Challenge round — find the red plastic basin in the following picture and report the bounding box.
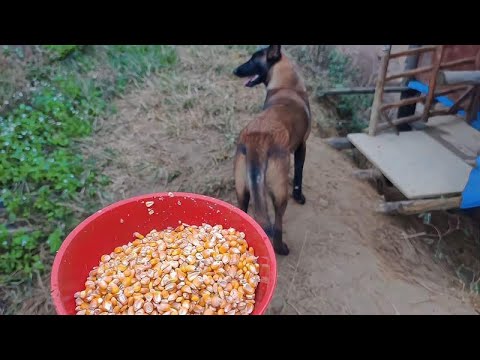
[51,192,277,315]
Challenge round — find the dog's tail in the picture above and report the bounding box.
[245,133,272,235]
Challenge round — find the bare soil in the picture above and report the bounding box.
[7,45,479,315]
[266,137,475,314]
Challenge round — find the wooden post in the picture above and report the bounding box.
[421,45,445,122]
[376,196,462,215]
[368,45,391,136]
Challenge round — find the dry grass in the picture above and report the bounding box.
[5,45,480,314]
[0,246,55,315]
[82,46,269,207]
[1,45,332,314]
[0,272,54,315]
[84,45,341,209]
[0,46,46,109]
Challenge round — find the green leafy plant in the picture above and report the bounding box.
[326,49,372,134]
[0,89,106,278]
[0,45,177,281]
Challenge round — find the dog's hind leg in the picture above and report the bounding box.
[272,195,289,255]
[293,141,306,204]
[267,155,290,256]
[234,146,250,213]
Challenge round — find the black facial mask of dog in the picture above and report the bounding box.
[233,45,282,87]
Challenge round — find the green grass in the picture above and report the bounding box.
[0,45,177,282]
[288,45,372,134]
[42,45,82,60]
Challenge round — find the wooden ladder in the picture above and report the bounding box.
[368,45,480,136]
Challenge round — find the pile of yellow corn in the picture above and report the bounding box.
[74,224,260,315]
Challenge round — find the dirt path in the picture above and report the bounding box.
[267,137,474,314]
[86,45,476,315]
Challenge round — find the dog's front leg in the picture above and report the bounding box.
[293,141,306,204]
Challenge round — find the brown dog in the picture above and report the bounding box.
[233,45,311,255]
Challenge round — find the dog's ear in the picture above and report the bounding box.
[266,45,282,62]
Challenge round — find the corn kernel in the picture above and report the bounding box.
[203,308,215,315]
[219,243,229,254]
[108,283,120,295]
[75,224,259,315]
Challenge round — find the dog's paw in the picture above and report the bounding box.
[274,242,290,256]
[293,192,306,205]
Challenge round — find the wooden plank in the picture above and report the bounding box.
[385,65,433,82]
[380,95,426,111]
[347,131,472,199]
[376,196,461,215]
[389,46,437,59]
[376,113,423,132]
[429,109,454,117]
[380,112,400,135]
[439,56,476,69]
[424,115,480,161]
[448,86,474,114]
[381,85,468,112]
[436,85,472,96]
